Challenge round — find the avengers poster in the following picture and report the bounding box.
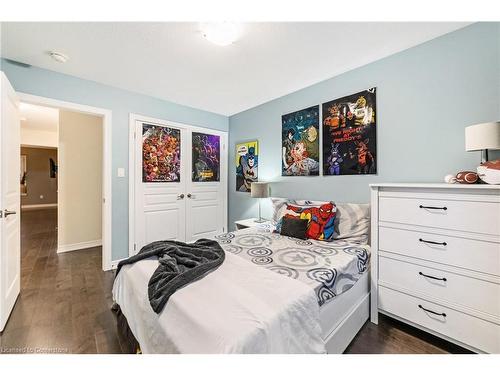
[236,140,258,192]
[322,88,377,175]
[192,132,220,182]
[142,123,181,182]
[281,105,320,176]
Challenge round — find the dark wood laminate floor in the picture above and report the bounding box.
[345,315,472,354]
[0,208,123,354]
[0,208,472,354]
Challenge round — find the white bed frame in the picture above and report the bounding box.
[321,271,370,353]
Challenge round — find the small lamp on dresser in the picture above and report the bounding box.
[465,121,500,163]
[250,182,269,223]
[465,121,500,184]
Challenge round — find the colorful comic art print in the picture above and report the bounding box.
[142,123,181,182]
[281,105,320,176]
[235,140,258,192]
[192,132,220,182]
[322,88,377,175]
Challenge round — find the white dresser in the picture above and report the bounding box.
[370,183,500,353]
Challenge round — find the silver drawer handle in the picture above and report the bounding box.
[418,304,446,317]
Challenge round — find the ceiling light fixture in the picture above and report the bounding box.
[48,51,69,63]
[199,22,242,46]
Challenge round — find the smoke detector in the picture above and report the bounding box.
[48,51,69,63]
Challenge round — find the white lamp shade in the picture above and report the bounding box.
[465,122,500,151]
[250,182,269,198]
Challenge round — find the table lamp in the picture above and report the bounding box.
[251,182,269,223]
[465,122,500,163]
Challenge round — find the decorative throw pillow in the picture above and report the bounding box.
[276,200,337,241]
[279,216,309,240]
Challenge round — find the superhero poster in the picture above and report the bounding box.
[192,132,220,182]
[142,123,181,182]
[235,140,258,192]
[281,105,320,176]
[322,88,377,175]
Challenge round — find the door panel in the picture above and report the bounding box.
[191,200,220,236]
[145,209,181,243]
[142,185,185,243]
[1,72,20,332]
[134,121,186,252]
[186,131,227,241]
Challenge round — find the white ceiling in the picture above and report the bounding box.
[20,102,58,133]
[2,22,470,116]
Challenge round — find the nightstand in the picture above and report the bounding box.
[234,218,272,231]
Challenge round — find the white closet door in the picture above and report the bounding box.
[186,130,227,242]
[134,120,187,252]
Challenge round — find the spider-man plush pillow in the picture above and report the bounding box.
[275,200,337,241]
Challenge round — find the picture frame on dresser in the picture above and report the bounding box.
[370,183,500,354]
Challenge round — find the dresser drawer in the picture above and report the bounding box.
[379,256,500,317]
[379,286,500,353]
[379,226,500,276]
[379,196,500,236]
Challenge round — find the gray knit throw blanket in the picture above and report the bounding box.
[116,239,225,313]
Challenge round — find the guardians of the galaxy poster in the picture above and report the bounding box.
[192,132,220,182]
[142,123,181,182]
[322,88,377,175]
[236,140,258,192]
[281,105,320,176]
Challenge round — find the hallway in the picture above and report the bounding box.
[0,209,123,353]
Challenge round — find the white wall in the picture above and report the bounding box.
[57,110,103,252]
[21,127,58,148]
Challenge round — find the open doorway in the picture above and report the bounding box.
[20,101,104,270]
[18,94,112,271]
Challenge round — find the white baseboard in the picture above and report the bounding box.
[21,203,57,210]
[57,239,102,253]
[109,258,126,271]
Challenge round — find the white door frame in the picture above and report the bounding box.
[18,93,113,271]
[128,113,228,257]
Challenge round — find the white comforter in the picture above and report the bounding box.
[112,251,326,354]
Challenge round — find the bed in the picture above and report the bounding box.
[112,216,371,354]
[217,225,371,353]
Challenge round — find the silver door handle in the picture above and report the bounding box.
[187,193,192,199]
[3,210,17,217]
[177,194,185,200]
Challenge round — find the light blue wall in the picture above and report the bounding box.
[1,58,229,261]
[3,23,499,256]
[228,23,500,228]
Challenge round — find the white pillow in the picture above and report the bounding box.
[271,197,289,224]
[334,203,370,244]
